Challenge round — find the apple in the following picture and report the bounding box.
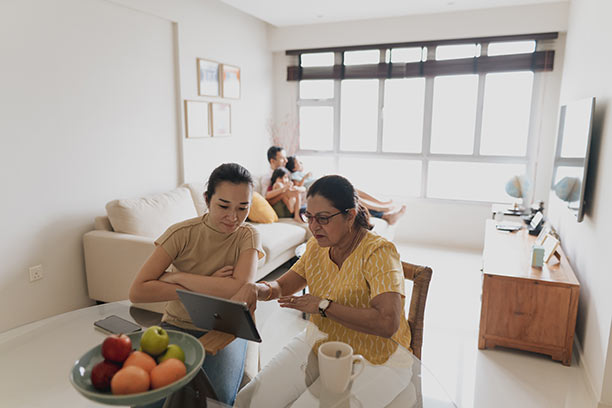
[140,326,169,356]
[101,334,132,363]
[157,344,185,363]
[91,360,121,391]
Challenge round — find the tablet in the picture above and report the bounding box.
[176,289,262,343]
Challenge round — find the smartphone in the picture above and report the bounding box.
[94,315,142,335]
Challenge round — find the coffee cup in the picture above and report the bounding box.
[318,341,365,393]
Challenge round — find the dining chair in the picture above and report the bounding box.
[401,261,433,360]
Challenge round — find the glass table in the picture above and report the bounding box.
[238,310,456,408]
[0,301,455,407]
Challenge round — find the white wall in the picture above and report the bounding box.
[268,2,569,52]
[270,3,568,250]
[0,0,274,332]
[547,0,612,405]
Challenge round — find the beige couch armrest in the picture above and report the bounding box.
[83,230,156,303]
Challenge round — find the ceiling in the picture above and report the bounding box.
[219,0,565,27]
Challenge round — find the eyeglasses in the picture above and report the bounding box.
[303,210,346,225]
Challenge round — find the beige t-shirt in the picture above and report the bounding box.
[155,213,264,331]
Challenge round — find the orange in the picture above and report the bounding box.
[110,366,150,395]
[150,358,187,389]
[123,351,157,374]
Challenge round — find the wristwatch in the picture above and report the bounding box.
[318,298,332,317]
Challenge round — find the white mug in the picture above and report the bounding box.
[318,341,365,393]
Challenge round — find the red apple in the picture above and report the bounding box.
[101,334,132,363]
[91,360,121,391]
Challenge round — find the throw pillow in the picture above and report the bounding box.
[248,192,278,224]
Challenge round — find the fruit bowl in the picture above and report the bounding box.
[70,330,205,406]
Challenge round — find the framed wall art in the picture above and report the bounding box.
[184,100,210,138]
[211,102,231,136]
[197,58,220,97]
[221,64,241,99]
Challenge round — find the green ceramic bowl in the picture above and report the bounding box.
[70,330,205,406]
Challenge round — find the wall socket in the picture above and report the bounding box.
[29,264,43,282]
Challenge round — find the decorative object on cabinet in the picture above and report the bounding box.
[221,64,241,99]
[541,233,561,263]
[504,174,530,211]
[184,100,210,138]
[197,58,220,97]
[211,102,231,136]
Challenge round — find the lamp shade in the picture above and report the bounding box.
[553,176,581,202]
[504,175,530,199]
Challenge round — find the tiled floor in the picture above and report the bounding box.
[254,244,597,408]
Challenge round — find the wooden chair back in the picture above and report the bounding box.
[402,261,433,360]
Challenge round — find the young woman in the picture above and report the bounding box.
[236,175,412,407]
[129,163,264,406]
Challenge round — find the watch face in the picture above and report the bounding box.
[319,299,330,310]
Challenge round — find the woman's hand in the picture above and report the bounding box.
[278,294,321,314]
[231,282,258,315]
[211,265,234,278]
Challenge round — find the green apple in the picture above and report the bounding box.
[140,326,169,356]
[157,344,185,363]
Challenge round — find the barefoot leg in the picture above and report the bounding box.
[382,204,407,225]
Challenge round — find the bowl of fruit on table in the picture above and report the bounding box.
[70,326,205,406]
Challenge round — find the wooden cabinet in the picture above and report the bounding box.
[478,220,580,365]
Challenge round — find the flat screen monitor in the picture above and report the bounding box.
[552,97,596,222]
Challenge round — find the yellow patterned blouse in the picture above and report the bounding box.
[291,231,412,364]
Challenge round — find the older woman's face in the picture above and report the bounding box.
[305,194,353,247]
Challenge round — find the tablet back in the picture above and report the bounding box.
[176,289,262,342]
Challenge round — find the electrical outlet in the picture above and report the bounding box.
[29,264,43,282]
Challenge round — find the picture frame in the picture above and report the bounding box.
[211,102,231,136]
[541,234,561,263]
[197,58,220,97]
[221,64,240,99]
[184,100,210,138]
[535,224,551,246]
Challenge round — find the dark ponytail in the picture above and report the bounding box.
[204,163,253,204]
[307,175,373,231]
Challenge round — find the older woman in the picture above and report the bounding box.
[236,175,412,407]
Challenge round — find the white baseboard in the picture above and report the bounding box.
[574,337,611,408]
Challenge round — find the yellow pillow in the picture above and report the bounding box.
[248,192,278,223]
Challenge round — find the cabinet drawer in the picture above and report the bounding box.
[483,275,571,347]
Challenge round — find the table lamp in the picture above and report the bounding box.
[504,175,530,212]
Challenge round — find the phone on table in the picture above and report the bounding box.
[94,315,142,335]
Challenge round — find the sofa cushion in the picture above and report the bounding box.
[106,187,198,238]
[248,192,278,224]
[183,183,208,216]
[253,222,308,261]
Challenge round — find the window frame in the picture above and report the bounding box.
[296,42,544,204]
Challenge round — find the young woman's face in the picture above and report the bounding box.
[281,174,290,184]
[207,181,252,233]
[305,194,355,248]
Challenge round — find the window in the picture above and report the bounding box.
[480,72,533,156]
[299,106,334,151]
[383,78,425,153]
[340,80,379,152]
[430,75,479,154]
[295,36,551,202]
[300,52,334,67]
